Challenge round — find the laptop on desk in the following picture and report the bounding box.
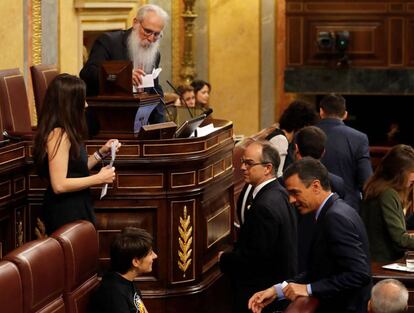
[174,114,206,138]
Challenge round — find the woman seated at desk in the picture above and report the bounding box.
[167,85,205,126]
[361,144,414,262]
[191,79,211,109]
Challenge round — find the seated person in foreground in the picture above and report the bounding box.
[368,279,408,313]
[80,4,169,124]
[91,227,157,313]
[361,144,414,262]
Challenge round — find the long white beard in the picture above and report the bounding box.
[128,30,159,73]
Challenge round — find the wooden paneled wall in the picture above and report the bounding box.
[286,0,414,67]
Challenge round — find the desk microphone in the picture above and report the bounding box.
[151,87,174,122]
[166,80,194,119]
[2,130,21,141]
[203,108,213,117]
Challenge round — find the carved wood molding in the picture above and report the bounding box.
[32,0,42,65]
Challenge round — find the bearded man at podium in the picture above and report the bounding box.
[80,4,168,124]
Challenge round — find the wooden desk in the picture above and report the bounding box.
[0,142,29,258]
[372,262,414,311]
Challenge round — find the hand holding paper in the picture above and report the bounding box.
[134,68,162,90]
[100,141,117,199]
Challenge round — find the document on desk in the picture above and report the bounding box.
[382,263,414,273]
[133,68,162,92]
[100,141,116,199]
[196,123,222,137]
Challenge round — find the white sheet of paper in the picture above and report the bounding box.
[100,141,117,199]
[195,123,214,137]
[382,263,414,273]
[136,68,162,89]
[195,123,223,138]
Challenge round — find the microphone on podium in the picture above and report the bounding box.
[203,108,213,117]
[166,80,194,119]
[151,87,174,122]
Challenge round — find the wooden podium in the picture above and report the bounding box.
[84,118,234,312]
[86,93,161,139]
[69,94,235,312]
[0,94,235,312]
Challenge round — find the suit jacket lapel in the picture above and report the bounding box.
[253,179,280,201]
[315,193,339,226]
[308,193,339,259]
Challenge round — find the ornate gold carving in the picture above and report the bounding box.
[32,0,42,65]
[180,0,198,84]
[172,1,181,83]
[16,210,24,247]
[178,205,193,277]
[34,217,47,239]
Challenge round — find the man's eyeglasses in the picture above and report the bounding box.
[240,158,270,168]
[140,22,162,39]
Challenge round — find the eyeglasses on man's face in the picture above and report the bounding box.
[140,22,162,39]
[240,158,270,169]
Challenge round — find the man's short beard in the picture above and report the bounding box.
[128,29,160,73]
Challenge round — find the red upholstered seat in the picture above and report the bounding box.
[0,68,33,140]
[30,64,59,116]
[0,260,23,313]
[4,238,65,313]
[51,220,100,313]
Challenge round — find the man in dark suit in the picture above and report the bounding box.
[248,158,371,313]
[295,126,346,199]
[219,140,297,313]
[80,4,168,124]
[293,126,347,272]
[317,94,372,211]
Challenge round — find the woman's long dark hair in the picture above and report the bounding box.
[364,144,414,203]
[33,74,88,171]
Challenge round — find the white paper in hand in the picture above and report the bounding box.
[137,68,162,89]
[100,141,117,199]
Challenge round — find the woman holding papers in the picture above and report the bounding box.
[361,144,414,262]
[33,74,121,234]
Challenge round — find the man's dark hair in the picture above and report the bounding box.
[295,126,327,159]
[283,157,331,191]
[319,94,346,117]
[278,100,319,133]
[176,84,194,98]
[110,227,153,274]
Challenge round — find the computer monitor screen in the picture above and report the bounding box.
[99,61,132,96]
[175,114,206,138]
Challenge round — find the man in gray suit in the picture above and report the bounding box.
[317,94,372,211]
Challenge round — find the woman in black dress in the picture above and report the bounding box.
[33,73,121,234]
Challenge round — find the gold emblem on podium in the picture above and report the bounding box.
[178,205,193,277]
